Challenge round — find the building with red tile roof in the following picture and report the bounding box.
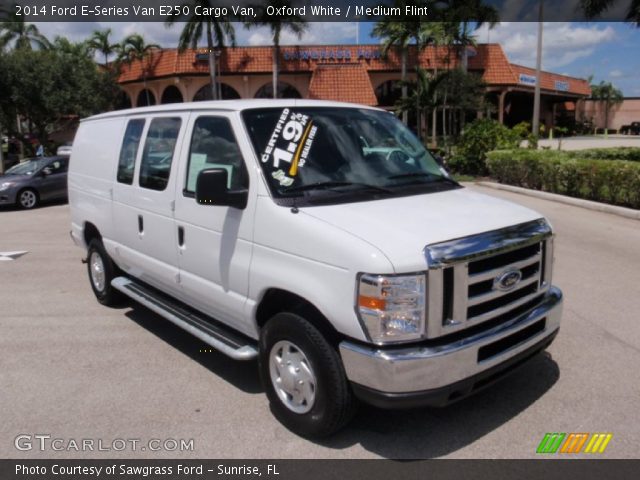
[117,43,590,130]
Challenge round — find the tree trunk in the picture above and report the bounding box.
[442,89,448,145]
[423,109,429,146]
[273,45,279,99]
[461,23,469,72]
[207,25,217,100]
[414,71,420,140]
[432,67,438,147]
[401,47,408,125]
[432,108,437,147]
[442,106,446,143]
[143,74,150,105]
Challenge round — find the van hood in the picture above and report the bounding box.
[300,187,544,272]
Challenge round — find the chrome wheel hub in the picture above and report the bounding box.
[269,340,316,414]
[89,252,106,292]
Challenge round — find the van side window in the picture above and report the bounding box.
[117,119,145,185]
[139,117,182,191]
[185,117,247,194]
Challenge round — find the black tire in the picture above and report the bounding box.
[17,188,39,209]
[259,312,356,438]
[86,239,123,307]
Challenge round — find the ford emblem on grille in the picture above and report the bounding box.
[494,268,522,291]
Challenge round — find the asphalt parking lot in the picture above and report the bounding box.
[1,185,639,459]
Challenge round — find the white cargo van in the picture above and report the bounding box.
[69,100,562,437]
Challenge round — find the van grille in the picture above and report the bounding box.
[424,220,553,339]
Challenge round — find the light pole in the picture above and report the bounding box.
[532,0,544,139]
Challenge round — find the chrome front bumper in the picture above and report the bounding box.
[339,286,562,407]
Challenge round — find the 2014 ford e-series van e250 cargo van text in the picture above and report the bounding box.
[69,100,562,438]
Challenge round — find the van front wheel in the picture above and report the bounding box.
[259,312,355,438]
[87,239,123,307]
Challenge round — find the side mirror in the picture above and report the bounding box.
[195,168,248,210]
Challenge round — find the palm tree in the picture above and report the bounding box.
[0,13,50,51]
[590,81,623,133]
[88,28,120,66]
[165,0,236,100]
[246,0,307,99]
[373,1,415,124]
[119,34,161,106]
[396,67,447,143]
[53,36,93,59]
[436,0,499,71]
[580,0,640,25]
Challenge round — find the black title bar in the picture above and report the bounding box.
[2,459,640,480]
[0,0,638,22]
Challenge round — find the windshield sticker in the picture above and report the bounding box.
[261,109,318,186]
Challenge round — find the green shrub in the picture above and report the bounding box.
[567,148,640,162]
[511,121,531,141]
[486,149,640,209]
[450,119,519,175]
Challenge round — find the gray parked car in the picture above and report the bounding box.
[0,156,69,209]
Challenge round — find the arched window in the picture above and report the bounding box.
[375,80,404,107]
[136,89,156,107]
[114,91,132,110]
[161,85,184,104]
[254,82,302,99]
[193,83,241,101]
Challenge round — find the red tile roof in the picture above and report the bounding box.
[308,64,378,106]
[509,64,591,96]
[118,44,590,97]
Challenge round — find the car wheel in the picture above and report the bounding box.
[17,188,38,209]
[87,239,123,307]
[259,312,356,438]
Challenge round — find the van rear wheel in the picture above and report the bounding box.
[87,239,123,307]
[259,312,356,438]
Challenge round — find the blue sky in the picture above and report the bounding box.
[35,21,640,96]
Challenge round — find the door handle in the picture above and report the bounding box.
[178,226,185,247]
[138,215,144,234]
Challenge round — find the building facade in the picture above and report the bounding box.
[117,44,591,131]
[579,98,640,132]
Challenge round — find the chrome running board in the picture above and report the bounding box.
[112,277,258,360]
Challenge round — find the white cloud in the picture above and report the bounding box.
[245,23,357,46]
[34,21,359,51]
[609,69,624,78]
[475,22,616,70]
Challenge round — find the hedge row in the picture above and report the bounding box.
[486,150,640,209]
[566,148,640,162]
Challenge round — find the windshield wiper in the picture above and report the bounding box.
[387,172,459,185]
[282,181,393,195]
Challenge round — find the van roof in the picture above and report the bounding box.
[82,99,384,122]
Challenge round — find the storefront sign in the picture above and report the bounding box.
[283,48,381,61]
[518,73,537,86]
[554,80,570,91]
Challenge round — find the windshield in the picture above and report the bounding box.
[242,107,457,205]
[4,158,47,176]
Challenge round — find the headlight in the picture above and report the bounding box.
[357,273,426,344]
[0,182,16,191]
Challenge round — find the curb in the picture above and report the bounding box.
[474,181,640,221]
